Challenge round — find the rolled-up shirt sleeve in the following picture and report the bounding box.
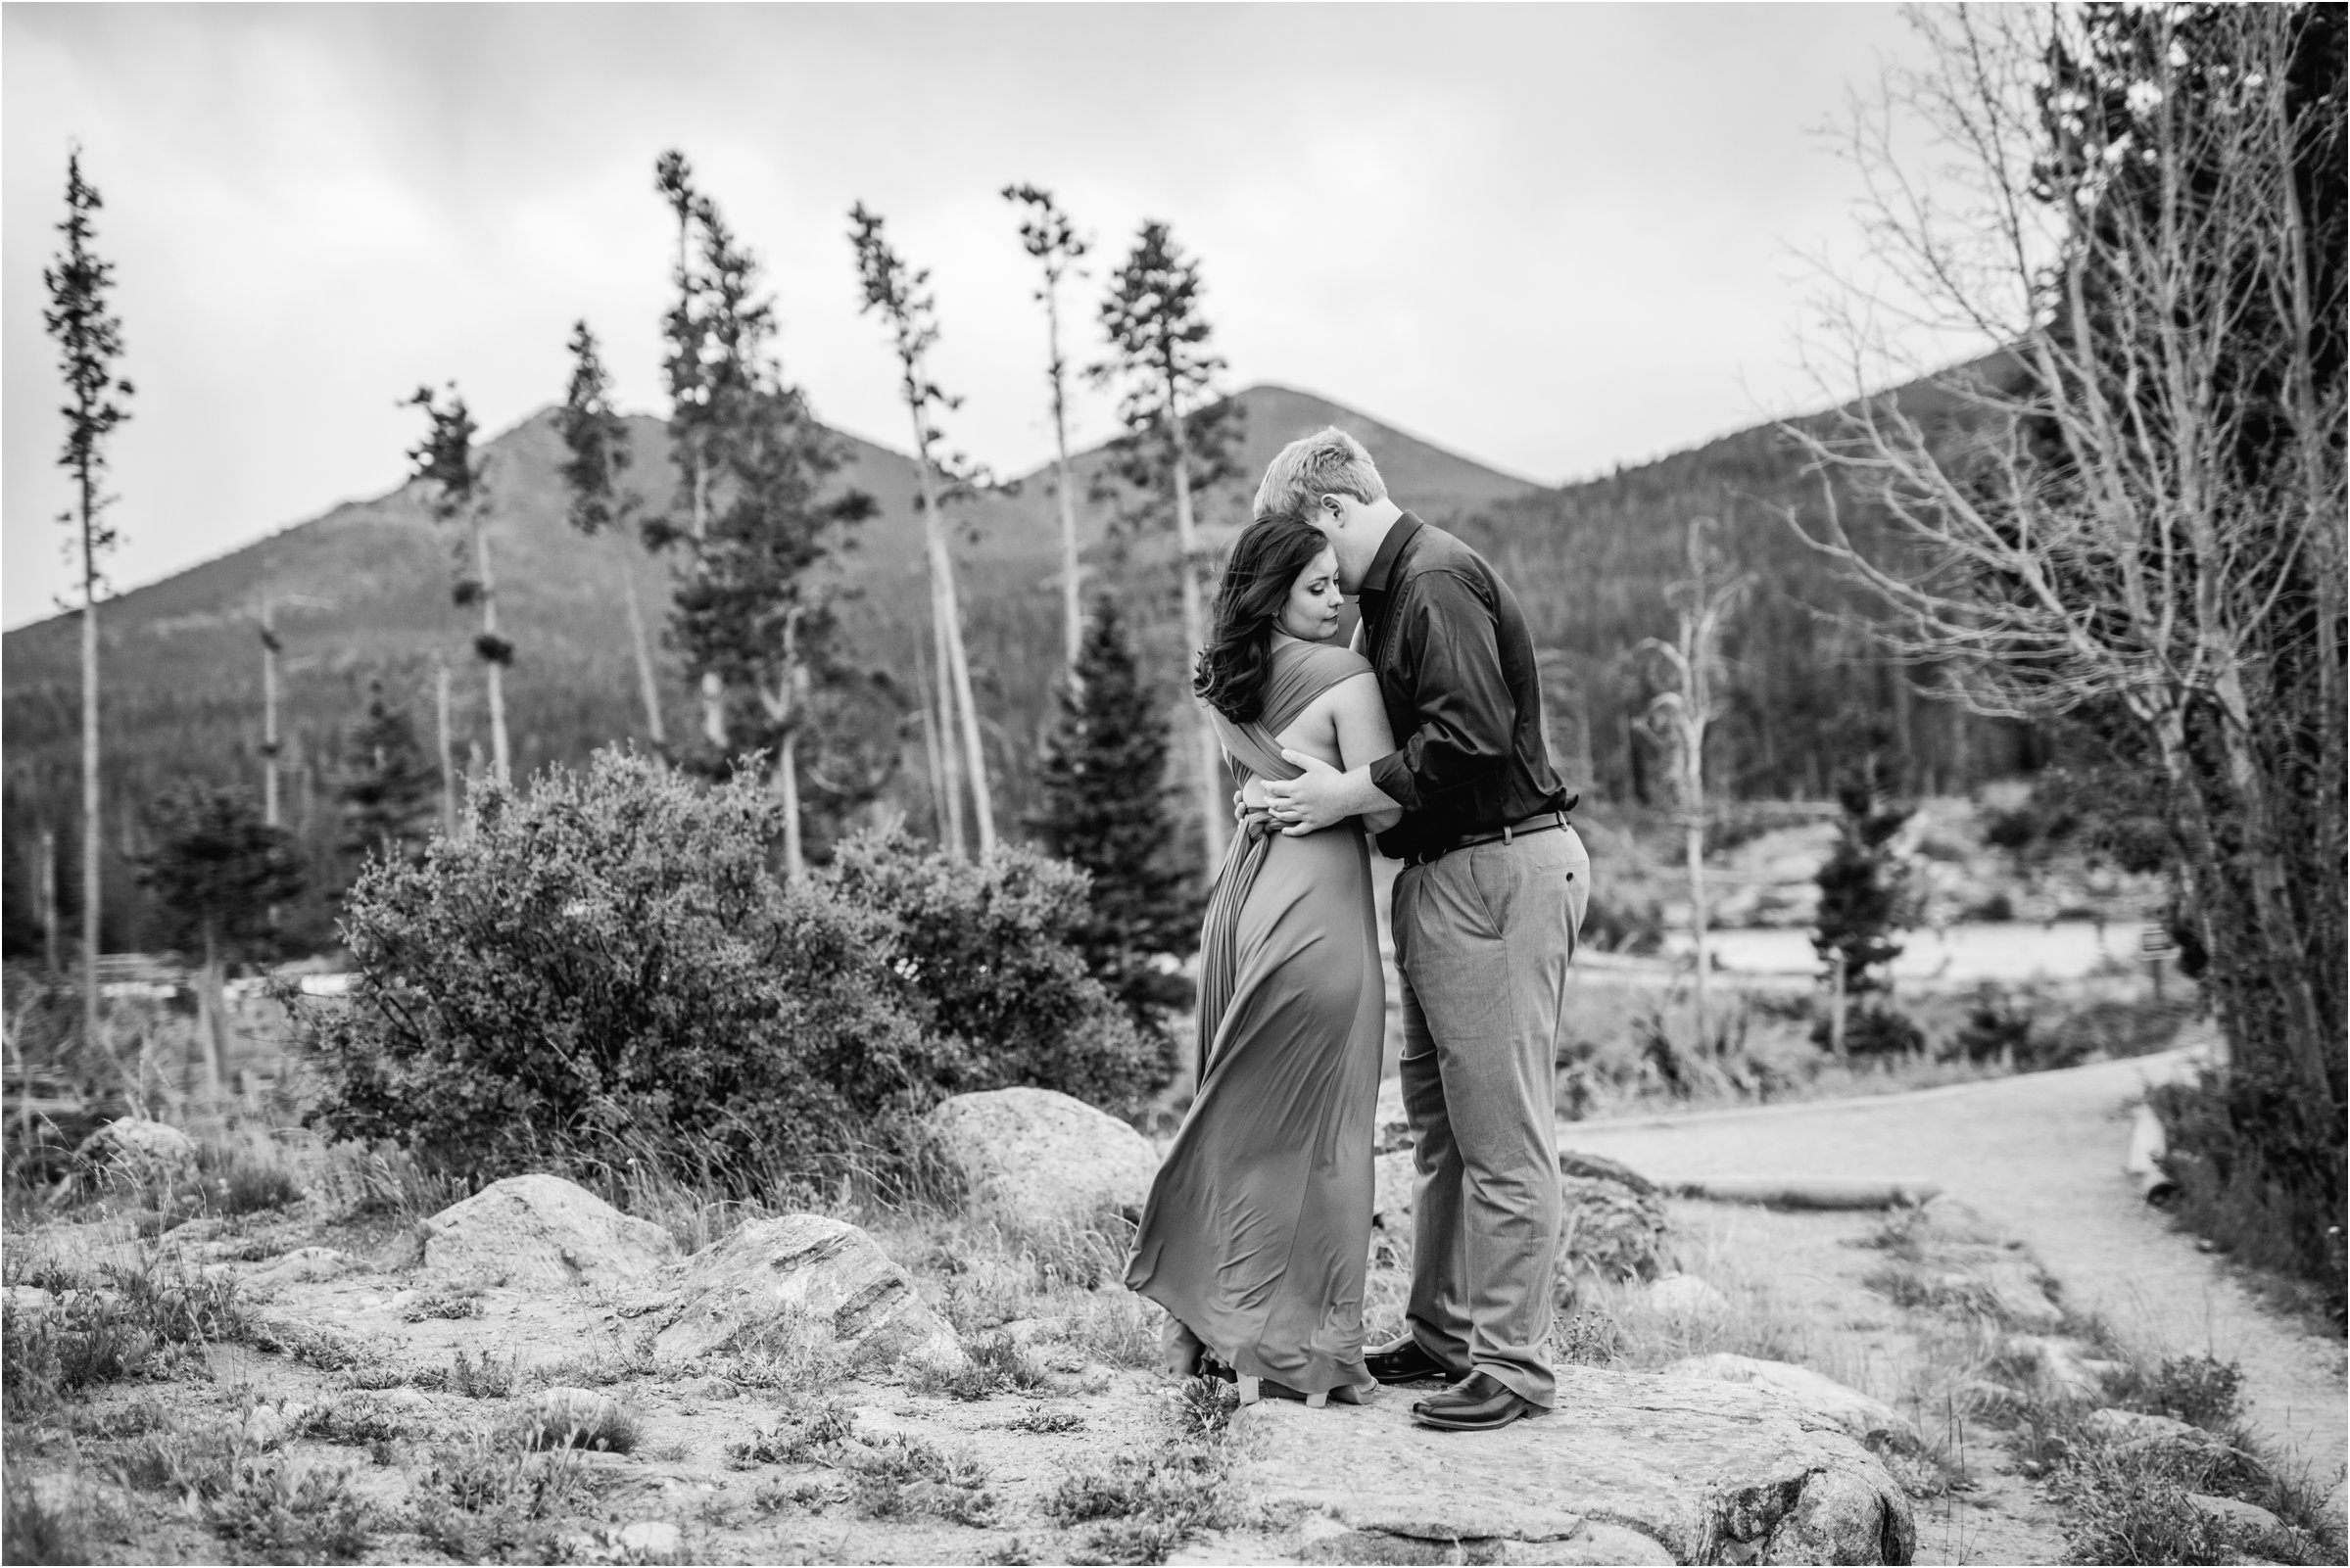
[1366,571,1514,812]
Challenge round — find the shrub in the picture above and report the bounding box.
[299,752,946,1187]
[1951,986,2034,1064]
[1816,1005,1926,1059]
[821,831,1165,1117]
[2148,1068,2348,1322]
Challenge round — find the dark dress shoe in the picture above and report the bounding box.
[1411,1371,1540,1432]
[1364,1338,1457,1386]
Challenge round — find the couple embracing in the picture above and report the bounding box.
[1124,428,1591,1433]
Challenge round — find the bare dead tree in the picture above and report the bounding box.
[1638,518,1751,1056]
[1786,5,2345,1121]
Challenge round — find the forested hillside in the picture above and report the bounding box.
[2,374,2017,958]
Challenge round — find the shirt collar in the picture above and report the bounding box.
[1360,511,1422,595]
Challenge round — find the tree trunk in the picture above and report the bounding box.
[38,826,59,975]
[1048,291,1084,683]
[915,638,955,852]
[1829,953,1847,1060]
[618,552,667,749]
[262,600,281,828]
[471,510,511,784]
[770,609,807,879]
[692,453,728,751]
[435,657,458,834]
[80,493,101,1061]
[192,927,228,1109]
[777,728,803,879]
[908,410,994,858]
[1168,393,1227,870]
[1687,804,1710,1055]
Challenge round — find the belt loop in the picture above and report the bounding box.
[1503,824,1514,844]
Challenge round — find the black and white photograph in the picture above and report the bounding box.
[3,4,2342,1564]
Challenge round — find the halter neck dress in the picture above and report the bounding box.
[1124,639,1385,1402]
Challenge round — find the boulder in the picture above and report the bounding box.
[1236,1363,1916,1564]
[1666,1354,1921,1455]
[2015,1336,2131,1402]
[2080,1406,2234,1459]
[650,1214,964,1373]
[925,1087,1160,1233]
[419,1174,677,1292]
[1372,1149,1672,1290]
[77,1117,198,1177]
[1559,1150,1670,1283]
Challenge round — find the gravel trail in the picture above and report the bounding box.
[1559,1047,2347,1513]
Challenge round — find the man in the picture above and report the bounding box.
[1257,427,1588,1432]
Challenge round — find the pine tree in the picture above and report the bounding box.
[849,203,995,859]
[557,319,667,748]
[652,150,730,750]
[1811,718,1917,1056]
[652,199,875,875]
[1031,597,1199,1040]
[335,682,439,872]
[135,784,303,1105]
[1003,184,1092,681]
[406,383,510,784]
[44,147,133,1060]
[1090,220,1245,873]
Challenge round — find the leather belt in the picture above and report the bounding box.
[1406,810,1571,867]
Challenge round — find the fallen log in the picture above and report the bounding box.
[1664,1175,1943,1210]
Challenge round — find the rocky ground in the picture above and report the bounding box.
[4,1077,2340,1566]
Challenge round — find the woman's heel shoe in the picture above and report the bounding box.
[1306,1391,1328,1408]
[1237,1376,1261,1404]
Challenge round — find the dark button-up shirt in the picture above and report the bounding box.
[1358,513,1573,861]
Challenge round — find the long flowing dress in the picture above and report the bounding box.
[1124,640,1385,1401]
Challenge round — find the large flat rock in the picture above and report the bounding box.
[1232,1364,1915,1565]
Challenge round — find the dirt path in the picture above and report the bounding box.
[1559,1046,2348,1516]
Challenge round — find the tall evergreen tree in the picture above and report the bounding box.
[557,319,667,748]
[645,195,876,875]
[1030,597,1199,1042]
[406,383,510,784]
[850,202,997,859]
[1003,184,1092,682]
[335,682,440,873]
[43,147,133,1058]
[653,150,730,750]
[1090,220,1245,873]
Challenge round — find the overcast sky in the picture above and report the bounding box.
[4,2,1959,631]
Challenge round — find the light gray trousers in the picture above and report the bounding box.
[1391,824,1588,1406]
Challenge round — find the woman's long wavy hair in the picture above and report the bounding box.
[1192,514,1334,724]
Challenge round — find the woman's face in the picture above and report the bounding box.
[1276,546,1345,642]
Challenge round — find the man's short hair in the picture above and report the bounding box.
[1252,426,1387,522]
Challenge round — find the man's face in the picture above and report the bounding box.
[1307,495,1371,594]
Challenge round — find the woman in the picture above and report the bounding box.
[1124,513,1399,1407]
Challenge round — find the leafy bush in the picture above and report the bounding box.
[1951,987,2035,1064]
[300,752,1166,1193]
[820,830,1166,1117]
[300,752,945,1187]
